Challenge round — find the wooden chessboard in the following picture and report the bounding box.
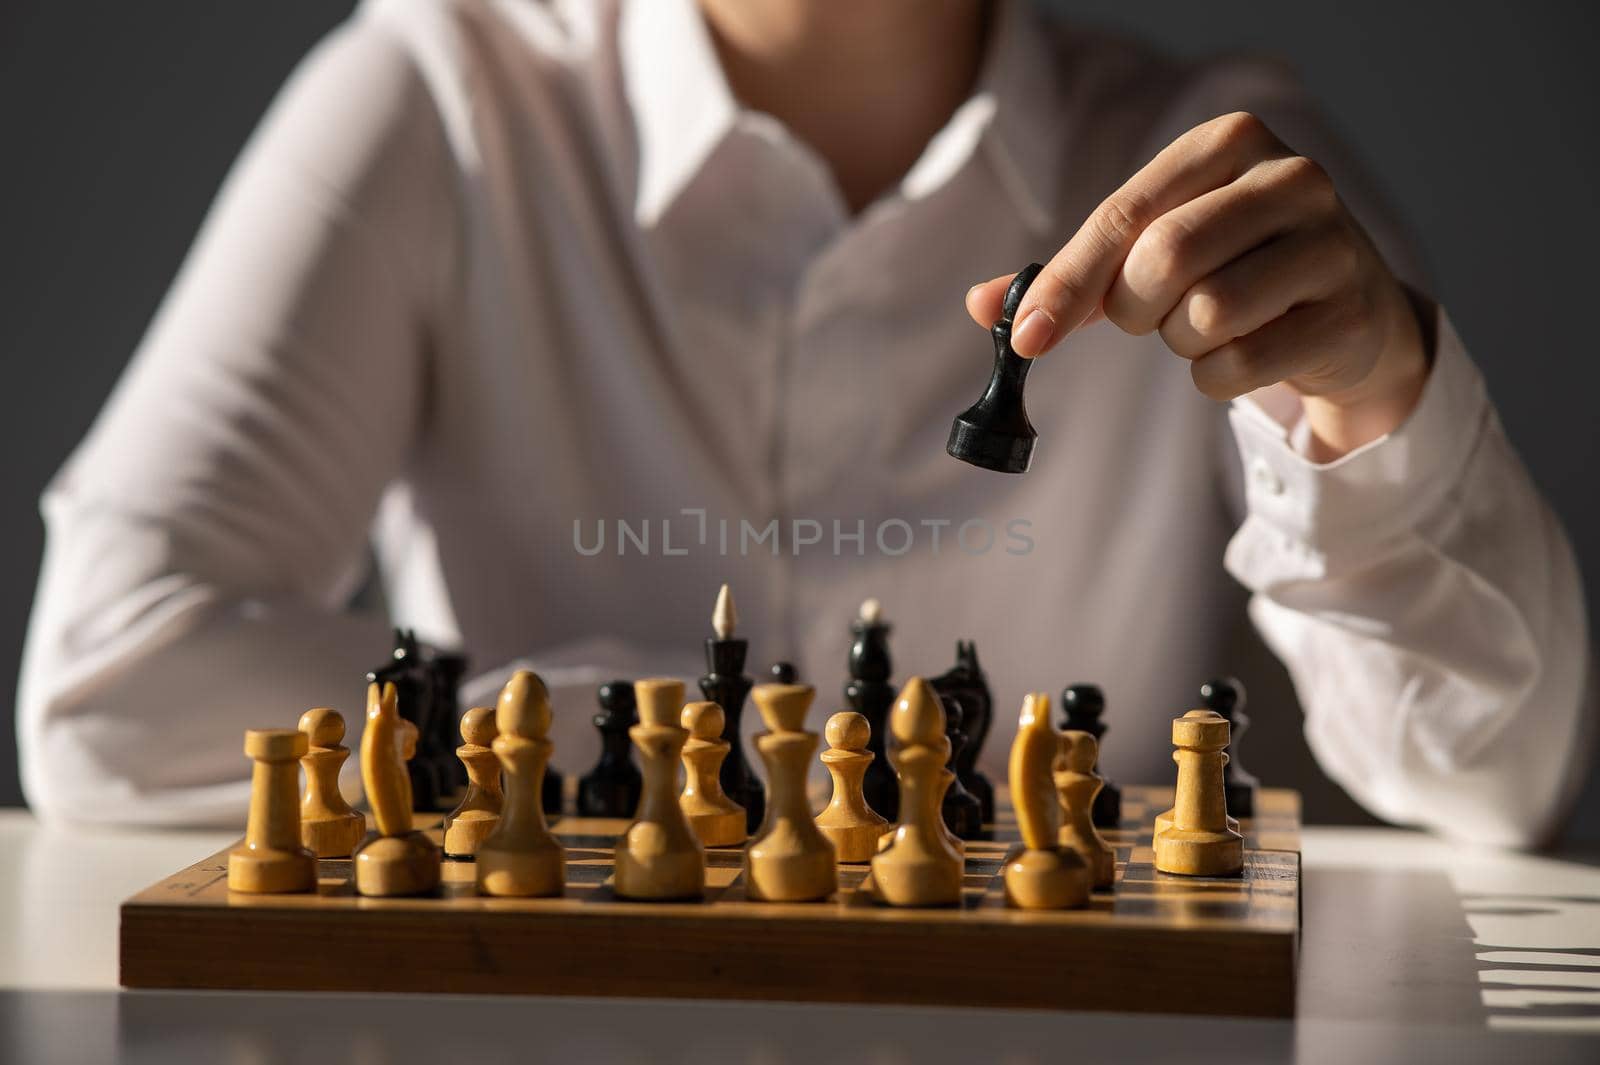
[120,786,1301,1016]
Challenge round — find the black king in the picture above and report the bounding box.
[700,585,764,832]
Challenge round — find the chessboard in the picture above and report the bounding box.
[120,785,1300,1017]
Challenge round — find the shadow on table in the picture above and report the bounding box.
[1461,892,1600,1032]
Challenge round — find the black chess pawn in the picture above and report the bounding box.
[938,693,985,840]
[931,641,994,823]
[1060,683,1121,829]
[845,602,898,821]
[946,263,1045,474]
[577,680,641,817]
[769,661,798,684]
[1200,677,1258,819]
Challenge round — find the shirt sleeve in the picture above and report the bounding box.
[1152,58,1596,847]
[1227,309,1593,848]
[16,17,456,826]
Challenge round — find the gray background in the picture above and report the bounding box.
[2,1,1596,838]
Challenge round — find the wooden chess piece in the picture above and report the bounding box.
[937,693,985,840]
[367,629,446,812]
[1002,693,1089,909]
[614,678,705,900]
[297,708,365,858]
[870,677,964,907]
[1154,710,1244,877]
[1061,683,1121,829]
[744,683,837,902]
[931,641,995,823]
[577,680,642,817]
[946,263,1045,473]
[1201,677,1259,819]
[229,728,317,893]
[846,597,899,821]
[937,767,967,860]
[443,706,502,858]
[679,701,747,847]
[353,681,441,897]
[1055,730,1115,889]
[542,759,565,818]
[1153,706,1239,843]
[477,672,565,896]
[815,711,889,863]
[430,649,471,796]
[700,585,764,833]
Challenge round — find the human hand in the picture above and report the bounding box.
[966,112,1429,460]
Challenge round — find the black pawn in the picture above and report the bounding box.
[577,680,642,818]
[1200,677,1258,818]
[938,694,985,840]
[930,641,995,823]
[1060,684,1121,829]
[946,262,1045,474]
[846,614,898,822]
[769,662,798,684]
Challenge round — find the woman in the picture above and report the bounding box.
[19,0,1590,844]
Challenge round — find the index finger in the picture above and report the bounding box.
[1008,111,1281,357]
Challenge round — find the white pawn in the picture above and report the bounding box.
[815,711,889,863]
[1056,730,1115,889]
[679,701,747,847]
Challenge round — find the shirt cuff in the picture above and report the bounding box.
[1225,305,1488,556]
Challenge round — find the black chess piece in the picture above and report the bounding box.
[938,693,985,841]
[542,759,564,817]
[1060,684,1121,829]
[701,635,764,833]
[1200,677,1258,818]
[930,641,994,823]
[429,650,470,794]
[769,661,798,684]
[367,629,446,812]
[946,262,1045,473]
[846,610,898,822]
[577,680,642,818]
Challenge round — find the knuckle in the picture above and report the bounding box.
[1139,219,1193,284]
[1186,283,1233,338]
[1281,154,1337,209]
[1093,194,1146,249]
[1211,110,1268,151]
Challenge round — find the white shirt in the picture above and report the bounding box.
[18,0,1592,845]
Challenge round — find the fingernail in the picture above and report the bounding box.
[1011,308,1055,357]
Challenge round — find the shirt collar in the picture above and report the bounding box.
[619,0,1062,233]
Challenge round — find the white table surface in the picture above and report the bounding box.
[2,809,1597,1064]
